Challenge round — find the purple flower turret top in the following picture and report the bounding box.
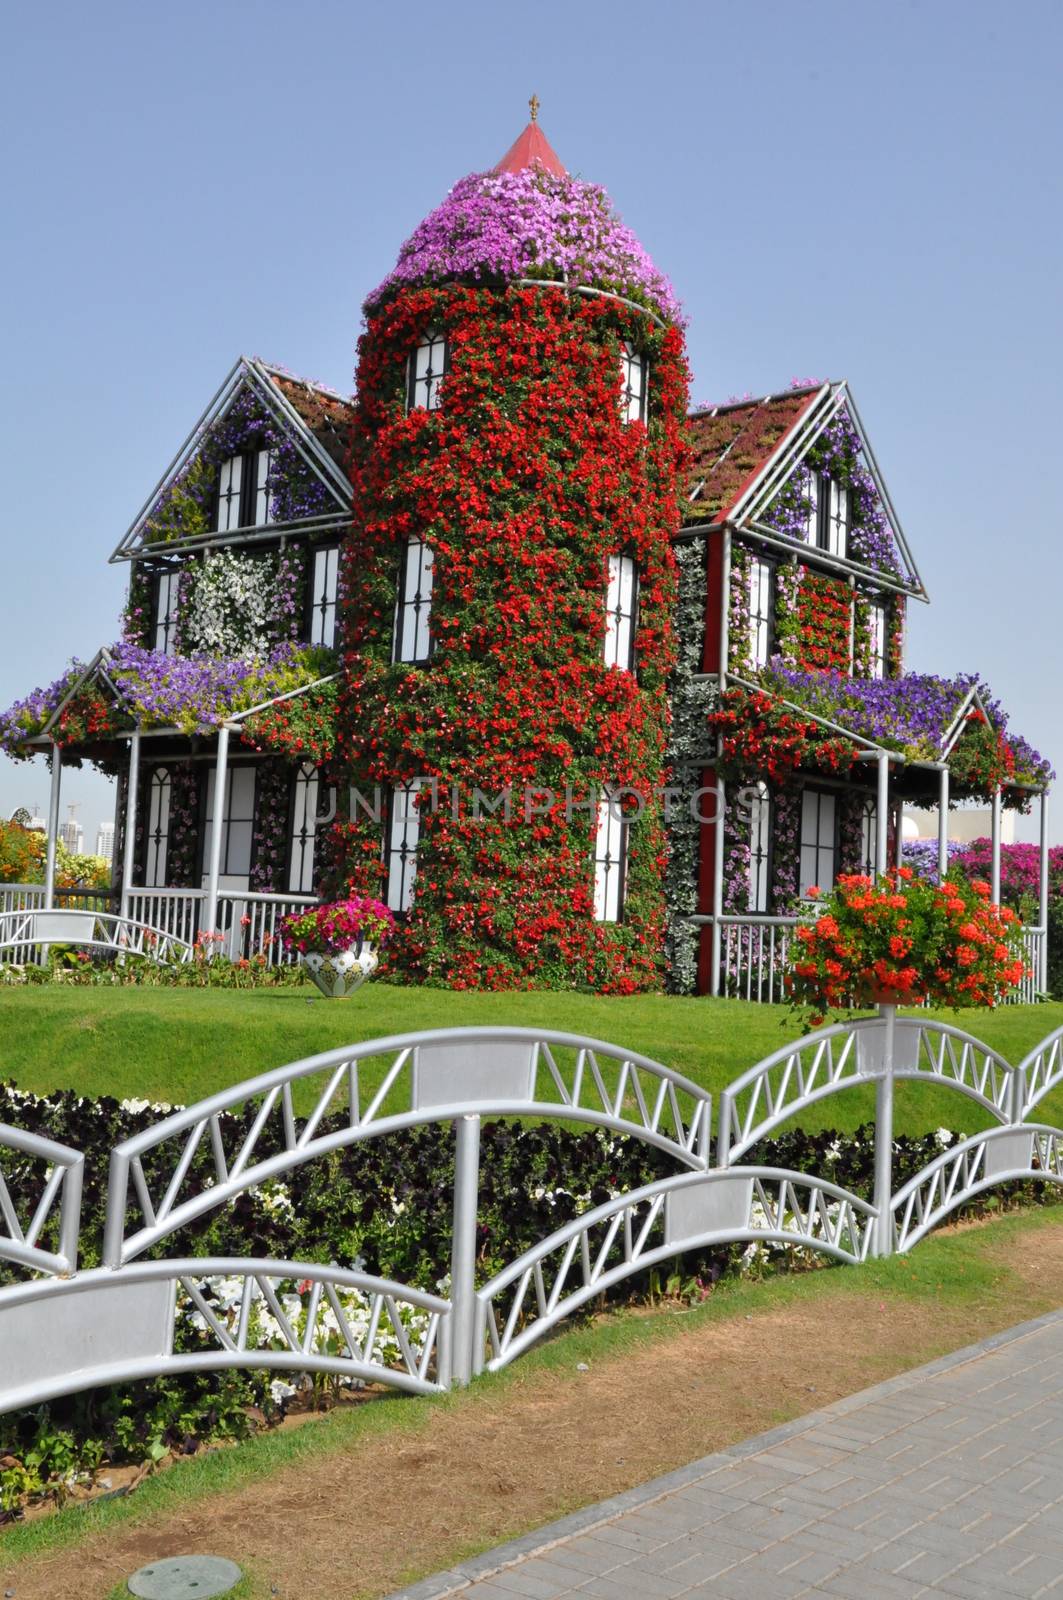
[364,119,682,324]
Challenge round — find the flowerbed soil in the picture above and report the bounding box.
[2,1211,1061,1600]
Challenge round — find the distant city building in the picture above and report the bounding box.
[59,819,83,855]
[95,822,115,863]
[906,805,1016,847]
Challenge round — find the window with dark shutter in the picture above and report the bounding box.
[385,781,423,912]
[407,331,448,413]
[604,554,638,671]
[309,545,340,649]
[620,343,648,424]
[393,538,434,664]
[593,790,628,923]
[799,788,837,897]
[153,571,180,656]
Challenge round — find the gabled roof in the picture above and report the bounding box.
[684,380,926,600]
[257,361,355,473]
[110,356,354,563]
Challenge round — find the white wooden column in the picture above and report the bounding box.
[709,778,726,997]
[203,724,230,947]
[990,786,1002,905]
[937,766,950,882]
[1039,789,1050,992]
[43,743,62,910]
[894,800,905,868]
[119,728,141,922]
[875,752,889,880]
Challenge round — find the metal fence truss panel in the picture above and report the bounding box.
[2,1019,1063,1415]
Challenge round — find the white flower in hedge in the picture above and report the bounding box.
[184,550,281,659]
[256,1181,295,1218]
[936,1128,955,1147]
[270,1378,297,1404]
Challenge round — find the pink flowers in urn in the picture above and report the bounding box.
[280,897,395,957]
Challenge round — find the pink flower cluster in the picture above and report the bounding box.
[280,896,396,956]
[365,167,683,324]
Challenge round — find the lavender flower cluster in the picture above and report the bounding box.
[767,666,1053,782]
[365,168,683,324]
[0,640,329,754]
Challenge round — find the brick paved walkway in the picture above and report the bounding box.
[392,1309,1063,1600]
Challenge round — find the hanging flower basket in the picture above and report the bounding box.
[786,868,1029,1027]
[280,897,396,1000]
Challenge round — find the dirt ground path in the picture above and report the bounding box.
[6,1223,1062,1600]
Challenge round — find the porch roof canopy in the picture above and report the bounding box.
[0,641,338,760]
[718,668,1053,801]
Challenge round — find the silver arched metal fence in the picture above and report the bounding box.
[3,1016,1063,1414]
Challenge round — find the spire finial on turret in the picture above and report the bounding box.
[529,93,540,123]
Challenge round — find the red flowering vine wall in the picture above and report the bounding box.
[329,284,689,991]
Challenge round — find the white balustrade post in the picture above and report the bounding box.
[119,728,141,923]
[875,752,889,881]
[203,725,230,952]
[1039,789,1050,993]
[873,1003,895,1257]
[938,765,950,882]
[43,742,63,910]
[449,1113,481,1387]
[709,778,726,997]
[991,786,1002,905]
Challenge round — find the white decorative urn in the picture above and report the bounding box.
[300,942,379,999]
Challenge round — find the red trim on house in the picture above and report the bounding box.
[702,529,724,673]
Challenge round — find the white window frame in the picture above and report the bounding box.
[869,601,887,679]
[803,470,819,544]
[203,765,257,884]
[748,781,771,913]
[153,570,180,656]
[394,538,434,664]
[799,788,836,899]
[253,448,274,527]
[385,781,423,913]
[287,762,320,895]
[216,454,244,533]
[860,797,878,880]
[407,330,447,413]
[620,343,648,424]
[604,554,638,671]
[593,790,628,923]
[748,556,773,669]
[826,478,849,557]
[310,544,340,649]
[144,767,171,888]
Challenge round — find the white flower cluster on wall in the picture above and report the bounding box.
[183,551,281,660]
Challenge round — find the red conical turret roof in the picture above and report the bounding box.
[493,101,565,176]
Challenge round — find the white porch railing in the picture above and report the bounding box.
[1020,926,1046,1005]
[719,916,797,1004]
[712,914,1047,1007]
[0,886,317,967]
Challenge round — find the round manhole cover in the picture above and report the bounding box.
[127,1554,243,1598]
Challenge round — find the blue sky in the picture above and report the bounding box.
[1,0,1059,843]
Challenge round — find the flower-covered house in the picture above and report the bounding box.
[1,111,1052,993]
[667,383,1052,999]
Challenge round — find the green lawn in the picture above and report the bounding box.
[2,983,1062,1138]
